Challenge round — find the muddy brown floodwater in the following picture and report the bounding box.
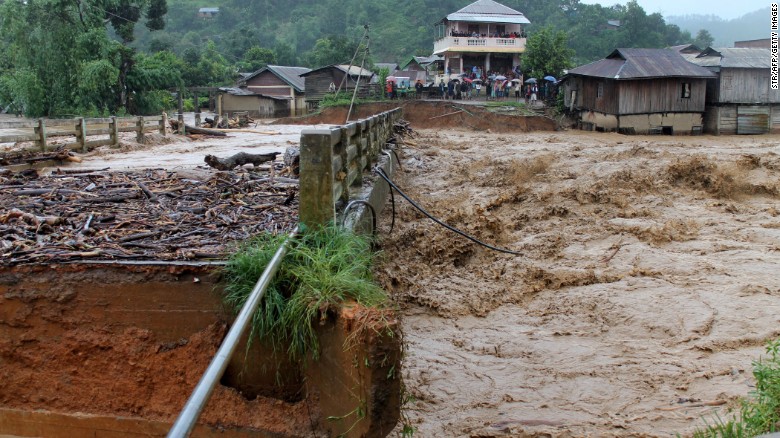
[374,129,780,437]
[4,111,780,437]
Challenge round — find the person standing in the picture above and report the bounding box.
[415,80,423,99]
[475,81,481,98]
[514,81,521,101]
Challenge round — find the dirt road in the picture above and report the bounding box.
[375,129,780,437]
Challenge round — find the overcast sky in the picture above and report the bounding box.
[579,0,768,20]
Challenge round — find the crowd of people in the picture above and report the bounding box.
[449,30,527,39]
[381,64,558,104]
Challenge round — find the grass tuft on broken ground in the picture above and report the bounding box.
[692,338,780,437]
[222,225,388,363]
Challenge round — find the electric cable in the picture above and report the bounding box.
[341,200,377,235]
[374,167,522,256]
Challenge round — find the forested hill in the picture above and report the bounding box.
[140,0,711,67]
[667,7,771,48]
[0,0,721,117]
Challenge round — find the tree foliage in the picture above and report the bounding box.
[523,26,573,79]
[0,0,173,116]
[0,0,708,116]
[693,29,714,48]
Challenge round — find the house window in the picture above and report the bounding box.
[681,82,691,98]
[597,82,604,98]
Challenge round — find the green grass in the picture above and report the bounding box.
[221,225,388,362]
[318,92,388,110]
[691,338,780,437]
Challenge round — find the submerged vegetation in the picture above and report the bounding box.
[221,225,388,362]
[692,338,780,437]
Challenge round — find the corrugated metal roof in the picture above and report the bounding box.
[266,65,311,91]
[455,0,522,15]
[691,47,770,69]
[669,44,701,54]
[240,65,311,92]
[301,64,375,78]
[335,65,374,77]
[199,7,219,13]
[219,87,254,96]
[218,87,289,100]
[375,63,399,72]
[446,0,530,24]
[567,48,715,80]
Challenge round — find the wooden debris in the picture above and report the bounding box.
[204,152,280,171]
[283,146,300,176]
[203,113,255,129]
[0,169,299,265]
[0,145,82,166]
[169,119,227,137]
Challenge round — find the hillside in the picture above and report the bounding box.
[667,7,771,47]
[139,0,699,66]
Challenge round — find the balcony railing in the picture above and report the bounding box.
[434,36,526,53]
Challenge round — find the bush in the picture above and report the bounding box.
[221,225,389,362]
[692,338,780,437]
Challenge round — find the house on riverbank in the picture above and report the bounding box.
[301,65,375,108]
[433,0,529,77]
[686,47,780,134]
[562,48,716,135]
[239,65,311,117]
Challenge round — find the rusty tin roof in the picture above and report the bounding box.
[568,48,716,80]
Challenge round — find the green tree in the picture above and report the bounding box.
[0,0,170,116]
[693,29,714,48]
[304,35,360,68]
[524,25,574,80]
[240,46,276,72]
[274,42,298,66]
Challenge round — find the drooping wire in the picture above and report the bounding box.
[374,167,523,256]
[336,25,370,96]
[345,25,370,123]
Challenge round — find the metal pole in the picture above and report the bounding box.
[167,227,299,438]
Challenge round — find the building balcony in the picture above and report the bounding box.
[433,36,526,55]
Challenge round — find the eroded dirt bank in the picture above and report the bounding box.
[374,129,780,437]
[276,101,557,132]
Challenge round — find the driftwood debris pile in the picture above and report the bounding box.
[0,169,298,265]
[389,119,415,146]
[204,152,279,171]
[0,145,83,167]
[203,114,254,129]
[169,119,227,137]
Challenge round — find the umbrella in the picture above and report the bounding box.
[472,78,483,83]
[386,76,397,83]
[495,75,507,80]
[525,78,537,84]
[488,74,496,80]
[544,75,557,82]
[462,77,473,83]
[511,78,521,83]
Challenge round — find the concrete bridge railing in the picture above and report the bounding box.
[299,108,402,230]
